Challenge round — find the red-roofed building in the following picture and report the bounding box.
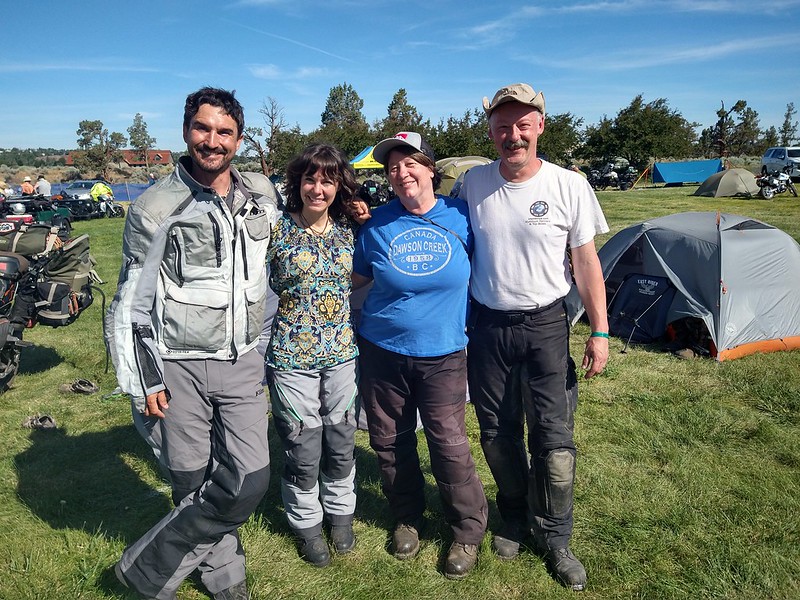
[65,150,173,167]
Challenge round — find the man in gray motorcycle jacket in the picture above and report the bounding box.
[105,87,279,600]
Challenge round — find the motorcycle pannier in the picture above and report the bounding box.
[0,222,60,257]
[36,234,100,327]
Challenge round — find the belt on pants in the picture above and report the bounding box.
[471,297,564,326]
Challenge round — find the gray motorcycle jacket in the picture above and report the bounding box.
[105,157,280,412]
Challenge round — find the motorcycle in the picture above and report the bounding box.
[588,163,620,190]
[618,166,639,191]
[96,194,125,218]
[0,230,98,391]
[756,165,798,199]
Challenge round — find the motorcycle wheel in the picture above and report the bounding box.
[110,204,125,217]
[761,186,775,200]
[789,182,798,197]
[0,345,20,393]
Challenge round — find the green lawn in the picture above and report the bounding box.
[0,186,798,600]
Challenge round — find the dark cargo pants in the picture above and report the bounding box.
[358,338,487,545]
[467,299,579,550]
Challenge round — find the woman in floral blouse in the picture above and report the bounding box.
[267,143,362,567]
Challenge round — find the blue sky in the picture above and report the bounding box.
[2,0,799,153]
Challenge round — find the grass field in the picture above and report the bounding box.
[0,185,798,600]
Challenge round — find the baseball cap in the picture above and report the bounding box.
[372,132,435,165]
[483,83,546,117]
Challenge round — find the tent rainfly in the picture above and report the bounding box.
[652,159,723,184]
[436,156,492,195]
[566,212,800,361]
[693,168,760,198]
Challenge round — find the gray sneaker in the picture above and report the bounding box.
[544,547,587,591]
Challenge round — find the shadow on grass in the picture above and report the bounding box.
[14,423,171,542]
[253,417,455,552]
[18,344,62,375]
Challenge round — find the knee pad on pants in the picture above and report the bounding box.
[321,421,356,481]
[282,427,323,491]
[531,448,575,519]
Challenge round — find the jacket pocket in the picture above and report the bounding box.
[245,284,267,345]
[244,209,271,241]
[162,285,229,351]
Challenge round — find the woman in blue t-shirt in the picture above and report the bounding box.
[353,132,487,580]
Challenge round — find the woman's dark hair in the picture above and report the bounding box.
[284,144,359,221]
[183,87,245,137]
[383,147,443,191]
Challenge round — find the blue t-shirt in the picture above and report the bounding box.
[353,195,472,357]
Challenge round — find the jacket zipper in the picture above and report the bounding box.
[170,231,185,286]
[207,213,222,267]
[239,228,249,281]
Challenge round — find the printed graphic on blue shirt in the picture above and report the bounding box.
[389,226,453,276]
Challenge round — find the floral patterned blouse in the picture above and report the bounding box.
[266,212,358,370]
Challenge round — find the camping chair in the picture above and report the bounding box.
[606,273,676,353]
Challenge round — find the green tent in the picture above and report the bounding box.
[436,156,492,195]
[693,168,759,198]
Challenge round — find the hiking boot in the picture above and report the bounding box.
[392,521,422,560]
[214,580,249,600]
[330,524,356,554]
[492,522,527,560]
[298,535,331,567]
[444,542,478,580]
[544,547,587,591]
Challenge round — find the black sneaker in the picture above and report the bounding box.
[299,535,331,567]
[544,547,587,591]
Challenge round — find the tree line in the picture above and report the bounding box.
[244,86,798,176]
[3,85,798,179]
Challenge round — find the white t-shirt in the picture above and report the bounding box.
[461,160,608,311]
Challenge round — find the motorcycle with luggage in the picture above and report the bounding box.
[756,165,798,199]
[0,221,101,391]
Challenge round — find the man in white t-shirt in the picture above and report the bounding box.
[460,83,609,592]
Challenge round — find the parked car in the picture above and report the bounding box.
[760,147,800,179]
[60,179,105,201]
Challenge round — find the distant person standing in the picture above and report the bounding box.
[20,176,34,195]
[34,175,51,196]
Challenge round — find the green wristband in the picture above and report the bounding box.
[590,331,609,338]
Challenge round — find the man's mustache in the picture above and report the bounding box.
[503,140,529,151]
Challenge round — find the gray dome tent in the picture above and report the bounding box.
[567,212,800,360]
[693,168,759,198]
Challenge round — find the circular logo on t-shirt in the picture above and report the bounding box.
[389,227,452,276]
[530,201,549,217]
